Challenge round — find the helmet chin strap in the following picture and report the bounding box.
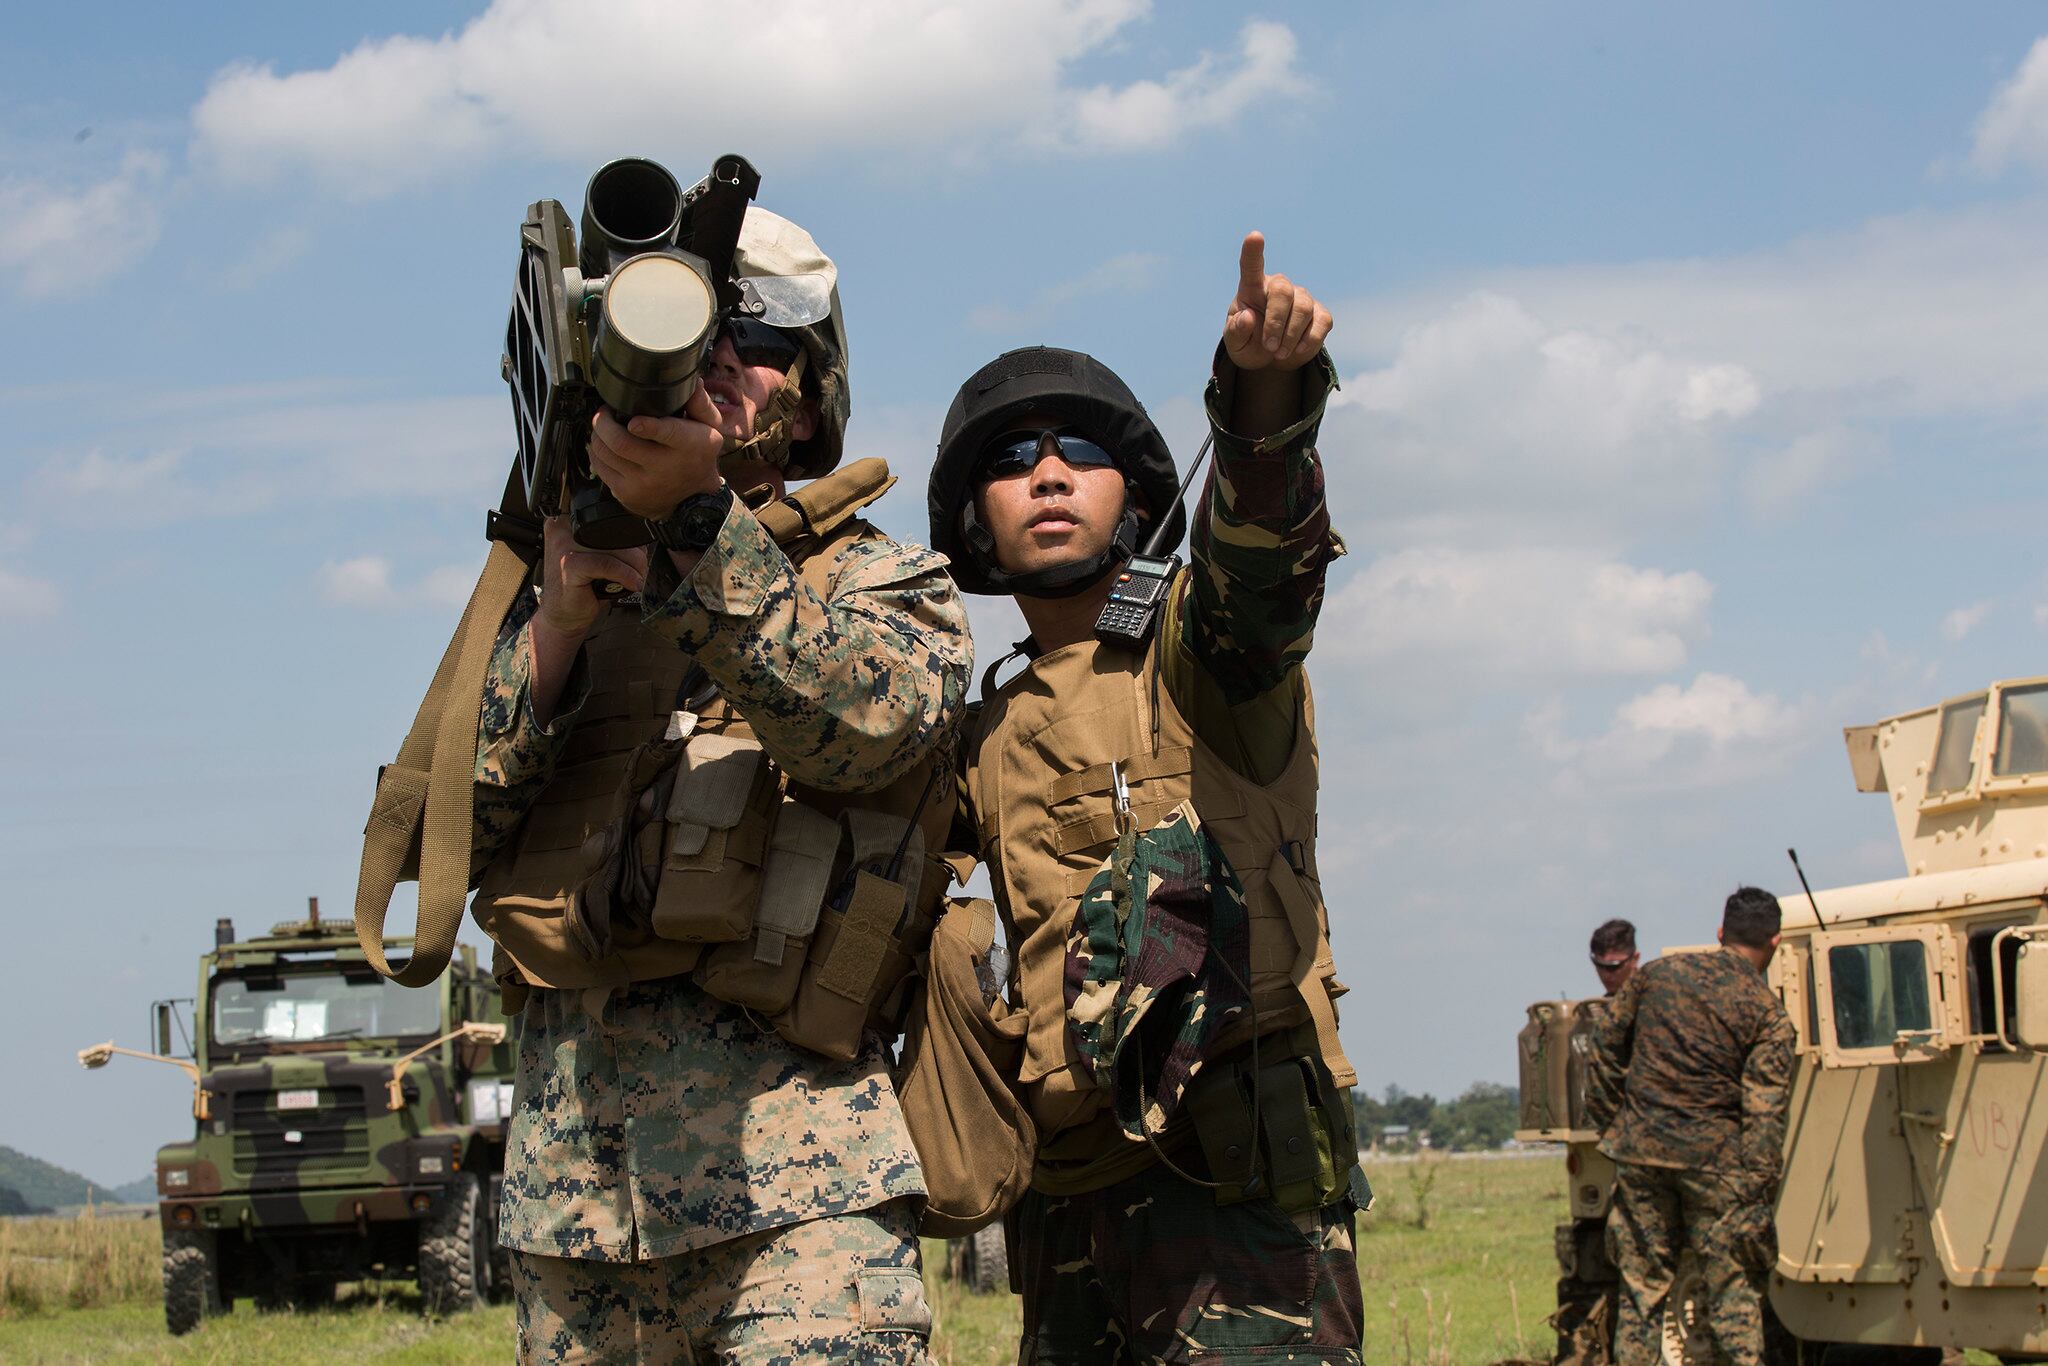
[960,485,1144,599]
[718,349,809,475]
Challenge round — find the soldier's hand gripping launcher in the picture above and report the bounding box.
[500,155,762,552]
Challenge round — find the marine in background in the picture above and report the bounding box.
[471,208,968,1364]
[928,234,1365,1363]
[1583,887,1795,1366]
[1590,918,1640,996]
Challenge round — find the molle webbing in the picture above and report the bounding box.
[964,632,1353,1147]
[355,458,896,989]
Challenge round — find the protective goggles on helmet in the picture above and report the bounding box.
[719,316,803,372]
[976,428,1121,483]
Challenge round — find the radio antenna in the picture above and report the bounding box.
[1141,434,1213,557]
[1787,848,1825,926]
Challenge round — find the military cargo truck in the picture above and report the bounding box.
[1522,676,2048,1363]
[80,899,515,1334]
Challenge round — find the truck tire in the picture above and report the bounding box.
[163,1229,223,1336]
[419,1173,488,1315]
[945,1224,1008,1294]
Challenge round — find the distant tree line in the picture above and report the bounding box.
[0,1182,50,1216]
[1353,1081,1520,1152]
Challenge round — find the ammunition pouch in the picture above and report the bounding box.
[1183,1028,1368,1215]
[617,728,939,1063]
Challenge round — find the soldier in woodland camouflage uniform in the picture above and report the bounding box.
[473,209,968,1364]
[928,236,1365,1364]
[1584,887,1796,1366]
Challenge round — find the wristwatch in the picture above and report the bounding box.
[649,485,734,552]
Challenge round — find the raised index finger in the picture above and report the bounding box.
[1237,231,1267,301]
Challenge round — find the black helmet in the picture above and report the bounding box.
[928,347,1188,597]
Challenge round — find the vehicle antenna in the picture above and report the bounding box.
[1787,848,1824,925]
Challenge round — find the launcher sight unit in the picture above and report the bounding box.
[502,154,761,551]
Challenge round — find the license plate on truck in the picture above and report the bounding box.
[276,1090,319,1111]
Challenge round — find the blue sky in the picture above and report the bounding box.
[5,2,2047,1184]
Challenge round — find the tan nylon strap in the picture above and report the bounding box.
[354,539,530,986]
[1046,747,1194,804]
[755,457,895,545]
[1265,849,1357,1088]
[718,349,808,473]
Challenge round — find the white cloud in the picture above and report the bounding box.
[967,252,1166,332]
[1528,672,1805,792]
[1326,291,1757,540]
[0,153,165,296]
[24,391,505,529]
[1057,20,1300,153]
[317,555,397,607]
[30,447,242,528]
[1741,427,1872,517]
[1941,601,1991,642]
[1340,199,2048,422]
[319,556,477,610]
[0,565,61,621]
[190,2,1300,196]
[1320,545,1713,681]
[215,226,315,290]
[1971,36,2048,176]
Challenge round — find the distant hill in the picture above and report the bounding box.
[0,1183,49,1216]
[110,1176,158,1205]
[0,1145,122,1211]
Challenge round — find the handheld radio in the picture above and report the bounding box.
[1093,433,1214,648]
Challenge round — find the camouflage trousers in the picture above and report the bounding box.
[511,1197,932,1365]
[1610,1162,1774,1366]
[1015,1163,1364,1364]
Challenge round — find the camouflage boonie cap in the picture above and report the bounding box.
[1064,802,1252,1140]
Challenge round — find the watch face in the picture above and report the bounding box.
[661,489,730,550]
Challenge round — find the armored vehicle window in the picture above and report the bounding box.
[1965,923,2025,1045]
[212,970,442,1047]
[1927,694,1986,797]
[1994,684,2048,778]
[1827,939,1932,1050]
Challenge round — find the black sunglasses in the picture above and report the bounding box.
[977,428,1121,482]
[720,317,803,372]
[1591,955,1634,971]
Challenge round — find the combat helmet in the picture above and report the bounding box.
[725,207,849,480]
[929,347,1189,597]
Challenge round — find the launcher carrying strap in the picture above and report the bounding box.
[353,458,895,987]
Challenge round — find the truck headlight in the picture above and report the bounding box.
[417,1155,444,1175]
[163,1169,191,1189]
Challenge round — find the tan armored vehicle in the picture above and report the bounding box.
[1523,676,2048,1364]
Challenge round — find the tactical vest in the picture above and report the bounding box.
[471,469,953,1062]
[964,630,1356,1145]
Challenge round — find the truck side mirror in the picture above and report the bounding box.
[2014,937,2048,1050]
[155,1003,175,1058]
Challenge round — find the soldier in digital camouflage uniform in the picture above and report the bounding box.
[472,208,969,1364]
[928,235,1365,1364]
[1583,886,1796,1366]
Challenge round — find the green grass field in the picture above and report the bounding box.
[0,1152,1563,1364]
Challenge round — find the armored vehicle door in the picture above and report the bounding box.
[1777,924,1961,1287]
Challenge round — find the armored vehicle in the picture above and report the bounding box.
[1521,676,2048,1363]
[80,899,515,1334]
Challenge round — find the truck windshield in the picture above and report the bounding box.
[211,971,442,1047]
[1994,683,2048,778]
